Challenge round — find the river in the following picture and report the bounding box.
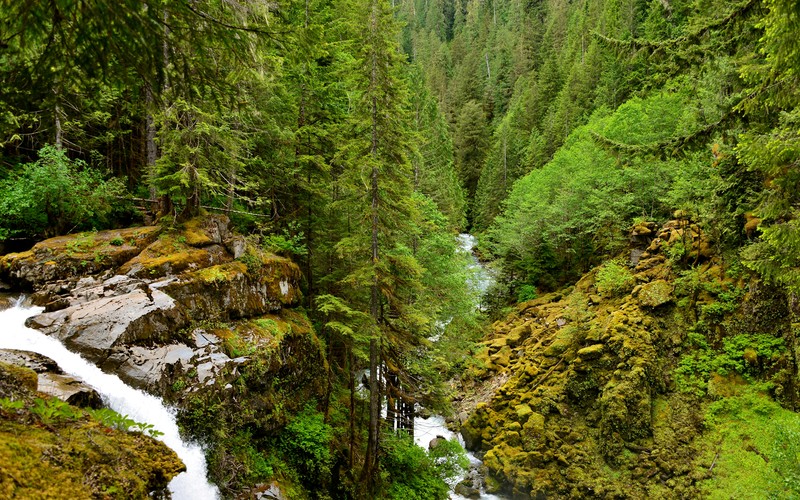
[412,233,505,500]
[0,297,220,500]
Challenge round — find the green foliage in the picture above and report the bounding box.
[85,407,164,438]
[380,432,466,500]
[676,333,785,396]
[228,430,275,483]
[595,260,635,297]
[152,97,247,218]
[278,406,333,482]
[517,284,538,302]
[31,397,82,425]
[263,221,308,257]
[0,397,26,412]
[0,146,126,240]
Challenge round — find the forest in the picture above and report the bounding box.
[1,0,800,498]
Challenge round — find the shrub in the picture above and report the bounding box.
[381,432,467,500]
[517,284,538,302]
[596,260,635,297]
[278,406,333,481]
[0,146,126,240]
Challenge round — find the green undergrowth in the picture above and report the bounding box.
[381,433,468,500]
[676,331,786,397]
[699,389,800,498]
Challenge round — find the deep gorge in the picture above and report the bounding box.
[3,0,800,498]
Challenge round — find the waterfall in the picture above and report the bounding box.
[0,298,220,500]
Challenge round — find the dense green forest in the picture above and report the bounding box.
[2,0,800,497]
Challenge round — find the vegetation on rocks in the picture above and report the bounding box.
[0,363,183,499]
[456,220,800,498]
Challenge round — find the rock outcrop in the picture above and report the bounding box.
[457,218,797,498]
[1,215,331,496]
[0,215,315,399]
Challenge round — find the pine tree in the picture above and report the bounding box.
[330,0,423,490]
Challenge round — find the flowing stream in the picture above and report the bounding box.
[0,297,220,500]
[412,234,505,500]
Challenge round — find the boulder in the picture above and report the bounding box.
[637,279,673,308]
[26,285,186,362]
[0,349,102,408]
[37,372,103,408]
[119,239,232,279]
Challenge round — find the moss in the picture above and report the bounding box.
[194,262,247,285]
[637,279,673,307]
[182,217,216,247]
[698,390,800,498]
[120,231,232,279]
[1,226,162,288]
[455,218,792,497]
[0,374,183,499]
[0,416,184,499]
[175,311,327,497]
[0,362,37,394]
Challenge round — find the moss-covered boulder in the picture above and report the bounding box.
[0,226,161,289]
[0,357,184,499]
[637,279,673,307]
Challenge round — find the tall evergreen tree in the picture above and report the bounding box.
[330,0,424,491]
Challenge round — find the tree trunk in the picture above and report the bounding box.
[363,2,382,487]
[146,89,159,217]
[54,96,63,150]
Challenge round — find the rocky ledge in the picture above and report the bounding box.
[0,215,315,399]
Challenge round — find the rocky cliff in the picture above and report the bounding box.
[0,215,328,496]
[458,217,800,498]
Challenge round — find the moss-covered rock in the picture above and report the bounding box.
[455,218,798,498]
[637,279,673,307]
[0,226,161,289]
[0,358,184,499]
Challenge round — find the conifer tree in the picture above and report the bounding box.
[331,0,423,490]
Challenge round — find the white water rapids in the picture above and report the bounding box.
[0,298,220,500]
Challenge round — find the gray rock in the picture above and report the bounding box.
[429,435,448,450]
[38,372,103,408]
[454,480,481,498]
[26,286,186,362]
[0,349,62,373]
[107,344,196,391]
[193,330,220,348]
[226,235,247,259]
[0,349,102,408]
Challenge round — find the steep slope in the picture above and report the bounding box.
[458,216,800,498]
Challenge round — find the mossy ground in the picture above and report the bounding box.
[698,389,800,499]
